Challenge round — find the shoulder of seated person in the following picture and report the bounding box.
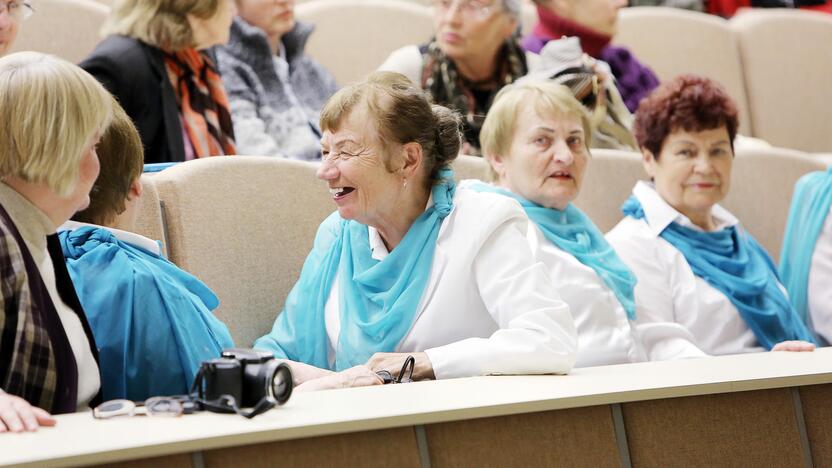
[451,188,526,227]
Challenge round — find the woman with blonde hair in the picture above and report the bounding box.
[81,0,237,163]
[473,80,645,366]
[0,51,113,432]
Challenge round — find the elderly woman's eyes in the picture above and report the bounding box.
[533,136,551,147]
[567,136,584,148]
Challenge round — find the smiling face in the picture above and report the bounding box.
[433,0,516,67]
[643,126,733,222]
[236,0,296,42]
[491,104,588,210]
[316,107,406,227]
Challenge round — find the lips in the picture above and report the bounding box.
[328,187,355,200]
[549,170,573,179]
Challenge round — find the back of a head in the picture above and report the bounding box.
[321,71,462,185]
[73,99,144,226]
[480,80,591,180]
[634,74,739,156]
[0,51,113,197]
[103,0,223,51]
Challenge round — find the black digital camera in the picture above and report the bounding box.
[196,348,293,411]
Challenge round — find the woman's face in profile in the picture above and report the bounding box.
[237,0,296,40]
[494,104,588,211]
[433,0,516,65]
[66,136,102,217]
[644,126,733,221]
[316,109,405,227]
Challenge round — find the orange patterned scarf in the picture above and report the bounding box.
[164,48,236,157]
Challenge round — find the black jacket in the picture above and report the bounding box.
[80,35,186,163]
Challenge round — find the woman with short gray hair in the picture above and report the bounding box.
[379,0,532,156]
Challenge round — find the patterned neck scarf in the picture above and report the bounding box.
[163,48,237,158]
[420,40,527,155]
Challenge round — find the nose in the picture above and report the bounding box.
[0,8,13,28]
[693,152,714,174]
[552,140,575,166]
[316,158,339,181]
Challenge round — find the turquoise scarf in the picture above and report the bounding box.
[254,169,456,370]
[468,182,637,320]
[779,167,832,327]
[622,196,815,349]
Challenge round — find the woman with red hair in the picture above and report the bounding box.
[606,75,815,360]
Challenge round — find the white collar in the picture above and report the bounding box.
[59,220,162,256]
[632,180,739,237]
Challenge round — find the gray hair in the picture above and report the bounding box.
[502,0,521,19]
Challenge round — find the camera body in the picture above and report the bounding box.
[200,348,293,408]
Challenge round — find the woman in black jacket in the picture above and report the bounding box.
[80,0,238,163]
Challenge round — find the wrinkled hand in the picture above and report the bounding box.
[367,352,435,381]
[0,391,55,433]
[771,340,816,352]
[294,365,383,392]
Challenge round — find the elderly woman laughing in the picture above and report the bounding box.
[254,72,576,389]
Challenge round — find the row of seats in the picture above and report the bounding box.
[13,1,832,153]
[134,147,826,347]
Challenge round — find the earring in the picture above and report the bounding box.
[403,179,408,189]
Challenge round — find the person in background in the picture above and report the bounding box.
[379,0,533,156]
[254,72,576,391]
[475,80,645,366]
[217,0,338,160]
[0,51,113,432]
[0,0,32,55]
[606,74,815,359]
[523,0,659,113]
[80,0,237,163]
[779,167,832,346]
[59,100,235,402]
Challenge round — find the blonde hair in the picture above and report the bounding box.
[102,0,223,51]
[480,80,592,181]
[0,52,114,197]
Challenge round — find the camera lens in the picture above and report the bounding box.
[269,362,293,405]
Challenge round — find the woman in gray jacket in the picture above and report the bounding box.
[217,0,338,161]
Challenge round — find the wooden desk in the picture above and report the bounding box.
[2,348,831,467]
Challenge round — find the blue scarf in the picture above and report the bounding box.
[467,182,637,320]
[621,196,815,349]
[60,226,234,401]
[254,169,456,370]
[780,167,832,327]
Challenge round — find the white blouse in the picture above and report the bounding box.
[324,189,577,379]
[808,205,832,344]
[606,181,765,359]
[527,224,646,367]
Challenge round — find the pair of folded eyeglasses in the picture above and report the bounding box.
[375,355,416,384]
[92,396,197,419]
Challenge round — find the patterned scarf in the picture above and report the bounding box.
[420,40,527,155]
[164,49,237,157]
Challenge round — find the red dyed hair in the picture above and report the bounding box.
[633,74,739,157]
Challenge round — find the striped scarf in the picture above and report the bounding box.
[164,49,237,158]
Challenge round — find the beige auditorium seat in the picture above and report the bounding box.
[153,157,334,347]
[452,154,489,181]
[132,174,168,257]
[9,0,109,64]
[615,7,752,135]
[732,10,832,153]
[296,0,433,85]
[575,149,645,233]
[722,146,827,262]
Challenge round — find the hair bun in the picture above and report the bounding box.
[431,105,462,167]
